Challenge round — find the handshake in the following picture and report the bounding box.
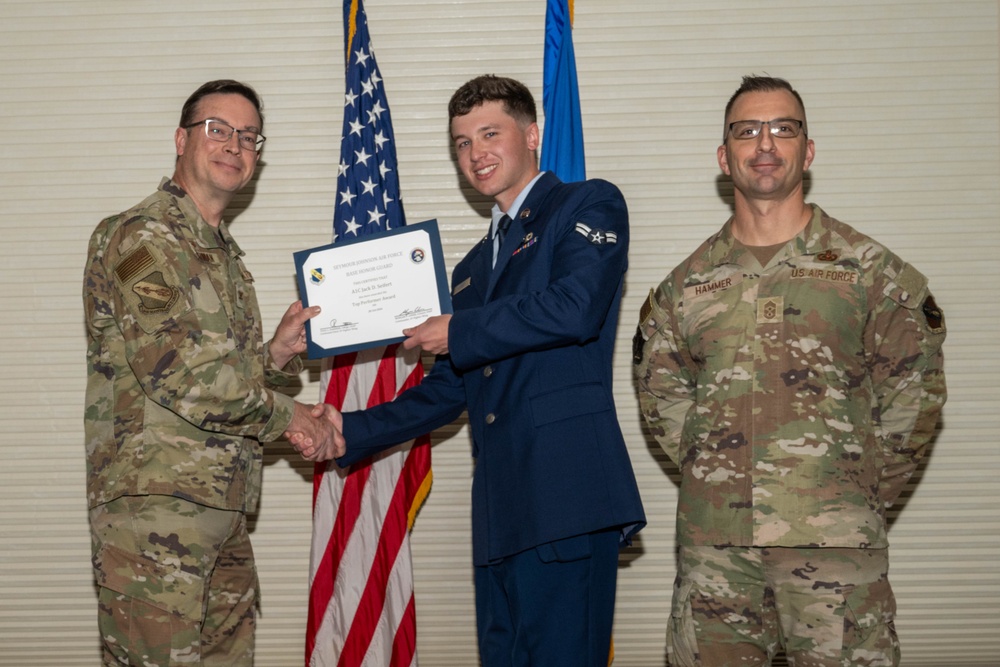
[283,402,345,462]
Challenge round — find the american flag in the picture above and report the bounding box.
[306,1,432,665]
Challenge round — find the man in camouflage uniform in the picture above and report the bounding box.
[635,76,946,666]
[83,80,345,666]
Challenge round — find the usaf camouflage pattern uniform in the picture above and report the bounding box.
[84,178,301,665]
[635,205,946,666]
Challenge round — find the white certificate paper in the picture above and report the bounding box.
[293,220,452,359]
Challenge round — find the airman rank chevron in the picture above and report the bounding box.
[575,222,617,245]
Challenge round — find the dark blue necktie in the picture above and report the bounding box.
[496,214,512,248]
[493,214,512,267]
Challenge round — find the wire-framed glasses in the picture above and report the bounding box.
[184,118,266,151]
[728,118,805,141]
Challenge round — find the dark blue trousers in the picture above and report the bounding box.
[474,529,620,667]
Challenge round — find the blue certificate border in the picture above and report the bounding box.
[293,219,452,359]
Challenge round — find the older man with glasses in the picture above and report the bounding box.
[83,79,344,665]
[635,76,947,666]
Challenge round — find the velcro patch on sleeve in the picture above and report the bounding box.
[132,271,179,313]
[638,288,655,325]
[633,289,657,365]
[114,242,184,332]
[114,244,155,284]
[922,294,945,332]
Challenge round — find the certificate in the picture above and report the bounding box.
[293,220,452,359]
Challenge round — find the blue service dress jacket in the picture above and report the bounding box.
[337,172,646,567]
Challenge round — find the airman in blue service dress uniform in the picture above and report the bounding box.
[329,75,645,667]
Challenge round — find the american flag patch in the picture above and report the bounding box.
[115,244,155,283]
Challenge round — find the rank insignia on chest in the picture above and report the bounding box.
[575,222,617,245]
[756,296,784,324]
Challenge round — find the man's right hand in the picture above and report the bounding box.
[284,401,345,461]
[309,402,344,433]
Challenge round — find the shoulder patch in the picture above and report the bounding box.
[633,289,656,365]
[115,245,155,284]
[132,271,179,313]
[114,242,185,331]
[638,288,655,325]
[922,294,945,332]
[632,326,645,366]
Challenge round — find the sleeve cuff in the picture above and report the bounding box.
[259,391,295,443]
[264,342,304,387]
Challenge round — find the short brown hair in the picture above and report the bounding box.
[448,75,537,126]
[723,76,806,141]
[179,79,264,129]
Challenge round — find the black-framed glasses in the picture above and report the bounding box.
[727,118,805,141]
[184,118,266,151]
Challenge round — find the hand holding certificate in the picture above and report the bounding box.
[293,220,452,359]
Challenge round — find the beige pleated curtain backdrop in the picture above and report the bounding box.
[0,1,997,664]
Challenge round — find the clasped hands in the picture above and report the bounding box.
[269,301,345,461]
[273,304,448,462]
[284,402,345,462]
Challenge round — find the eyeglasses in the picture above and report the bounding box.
[727,118,805,141]
[184,118,266,151]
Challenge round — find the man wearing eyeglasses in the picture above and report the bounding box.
[83,79,344,665]
[635,76,947,666]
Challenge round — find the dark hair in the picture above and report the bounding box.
[448,74,537,126]
[178,79,264,129]
[723,76,806,140]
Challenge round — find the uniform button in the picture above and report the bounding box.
[483,366,493,377]
[485,413,496,424]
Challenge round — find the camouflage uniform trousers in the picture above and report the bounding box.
[90,494,258,666]
[667,546,900,667]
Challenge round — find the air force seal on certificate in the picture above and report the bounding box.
[575,222,617,245]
